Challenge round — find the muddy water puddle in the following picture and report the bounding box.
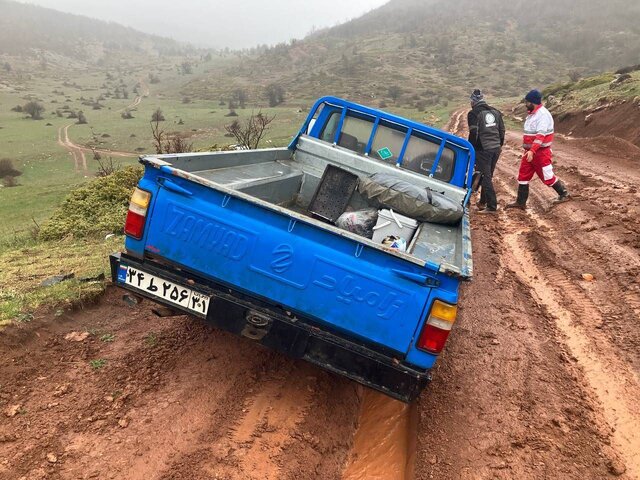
[343,388,418,480]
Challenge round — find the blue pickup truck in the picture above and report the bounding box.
[110,97,475,402]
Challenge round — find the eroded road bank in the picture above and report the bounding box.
[1,111,639,479]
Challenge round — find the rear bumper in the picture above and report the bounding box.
[110,252,431,402]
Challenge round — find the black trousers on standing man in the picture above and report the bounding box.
[476,148,501,211]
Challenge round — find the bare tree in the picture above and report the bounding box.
[93,153,120,177]
[150,119,193,154]
[224,111,275,150]
[23,101,45,120]
[164,135,193,154]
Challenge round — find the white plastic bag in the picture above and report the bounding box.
[335,209,379,239]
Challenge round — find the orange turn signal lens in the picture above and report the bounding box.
[430,300,457,323]
[130,188,151,209]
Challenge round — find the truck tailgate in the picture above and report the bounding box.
[144,179,433,355]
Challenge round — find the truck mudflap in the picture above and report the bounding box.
[110,252,431,402]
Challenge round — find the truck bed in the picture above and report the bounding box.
[147,135,472,279]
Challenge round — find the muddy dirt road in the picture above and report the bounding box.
[2,111,639,479]
[0,288,360,480]
[414,111,639,479]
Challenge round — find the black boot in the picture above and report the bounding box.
[506,184,529,210]
[552,180,570,203]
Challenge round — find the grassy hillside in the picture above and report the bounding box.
[542,67,640,146]
[183,0,640,110]
[0,0,193,63]
[544,69,640,113]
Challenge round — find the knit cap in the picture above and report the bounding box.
[470,89,484,105]
[524,89,542,105]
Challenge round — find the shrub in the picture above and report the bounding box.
[23,101,45,119]
[3,176,19,187]
[1,158,23,187]
[39,166,143,240]
[0,158,22,178]
[151,108,165,122]
[615,64,640,75]
[265,83,285,107]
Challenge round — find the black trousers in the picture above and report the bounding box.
[476,148,501,210]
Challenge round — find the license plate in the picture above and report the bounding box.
[118,265,210,316]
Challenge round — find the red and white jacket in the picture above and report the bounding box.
[523,104,554,153]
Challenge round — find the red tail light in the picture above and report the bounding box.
[124,188,151,239]
[417,300,457,354]
[124,210,146,239]
[418,323,451,354]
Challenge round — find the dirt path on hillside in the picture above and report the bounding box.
[3,111,639,479]
[57,124,87,174]
[118,78,149,113]
[58,78,148,172]
[57,123,137,174]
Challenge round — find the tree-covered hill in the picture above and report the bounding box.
[181,0,640,108]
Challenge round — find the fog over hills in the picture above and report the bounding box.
[193,0,640,106]
[0,0,192,61]
[10,0,388,49]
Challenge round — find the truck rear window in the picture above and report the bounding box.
[319,111,455,182]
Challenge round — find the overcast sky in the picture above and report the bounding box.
[15,0,389,48]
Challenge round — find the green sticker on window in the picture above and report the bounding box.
[377,147,393,160]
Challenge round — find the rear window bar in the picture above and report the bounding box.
[291,96,476,189]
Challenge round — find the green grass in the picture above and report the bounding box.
[90,359,106,370]
[144,332,159,348]
[543,70,640,113]
[99,333,115,343]
[0,235,123,325]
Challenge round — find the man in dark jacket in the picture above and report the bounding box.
[467,89,505,213]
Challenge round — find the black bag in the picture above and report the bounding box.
[358,173,463,225]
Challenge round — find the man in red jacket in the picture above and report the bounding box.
[507,89,570,209]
